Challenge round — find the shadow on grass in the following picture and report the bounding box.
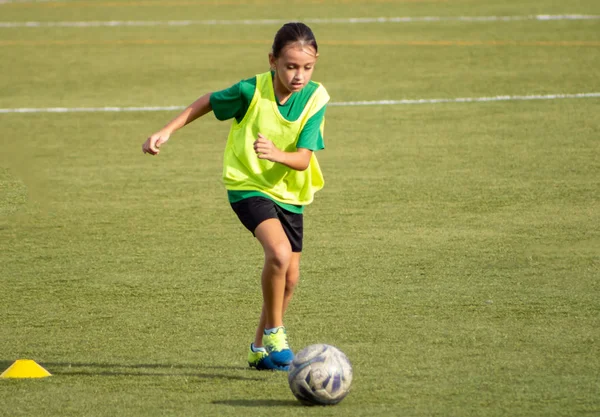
[1,360,262,381]
[212,399,301,407]
[0,360,15,371]
[43,362,248,371]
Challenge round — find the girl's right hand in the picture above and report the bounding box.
[142,131,170,155]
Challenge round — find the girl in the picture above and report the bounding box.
[142,22,329,371]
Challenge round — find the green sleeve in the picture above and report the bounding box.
[296,105,326,151]
[209,77,256,123]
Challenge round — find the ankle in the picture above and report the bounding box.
[251,343,266,352]
[264,326,285,335]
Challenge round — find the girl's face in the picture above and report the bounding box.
[269,43,318,98]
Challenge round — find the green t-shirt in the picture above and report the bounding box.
[210,74,327,214]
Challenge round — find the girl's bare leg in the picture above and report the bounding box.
[253,252,301,347]
[254,218,292,330]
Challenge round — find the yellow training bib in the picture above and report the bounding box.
[222,72,329,205]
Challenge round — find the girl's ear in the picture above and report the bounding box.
[268,53,276,70]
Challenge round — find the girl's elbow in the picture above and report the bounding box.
[295,150,312,171]
[297,160,310,171]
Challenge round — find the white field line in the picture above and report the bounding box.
[332,93,600,106]
[1,15,600,28]
[1,93,599,114]
[0,0,54,3]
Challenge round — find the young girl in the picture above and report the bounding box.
[142,22,329,371]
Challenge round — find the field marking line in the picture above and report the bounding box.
[0,0,449,6]
[1,93,599,114]
[330,93,600,106]
[324,40,600,46]
[0,0,54,3]
[1,15,600,28]
[1,39,599,46]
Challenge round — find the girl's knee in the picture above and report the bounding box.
[286,268,300,291]
[266,241,292,270]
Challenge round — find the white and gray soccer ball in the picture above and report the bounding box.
[288,344,353,406]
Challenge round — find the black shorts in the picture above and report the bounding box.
[230,197,303,252]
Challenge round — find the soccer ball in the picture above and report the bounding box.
[288,344,353,406]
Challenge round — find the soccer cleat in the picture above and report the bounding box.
[263,327,294,366]
[248,344,289,371]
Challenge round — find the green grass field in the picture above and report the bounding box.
[1,0,599,416]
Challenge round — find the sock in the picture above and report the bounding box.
[251,343,266,353]
[264,326,284,335]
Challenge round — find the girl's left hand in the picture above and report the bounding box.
[254,133,282,163]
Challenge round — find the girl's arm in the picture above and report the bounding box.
[253,133,313,171]
[142,93,213,155]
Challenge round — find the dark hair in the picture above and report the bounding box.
[272,22,318,58]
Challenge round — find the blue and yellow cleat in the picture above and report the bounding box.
[248,343,289,371]
[263,327,294,367]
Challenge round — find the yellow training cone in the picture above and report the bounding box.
[1,360,52,379]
